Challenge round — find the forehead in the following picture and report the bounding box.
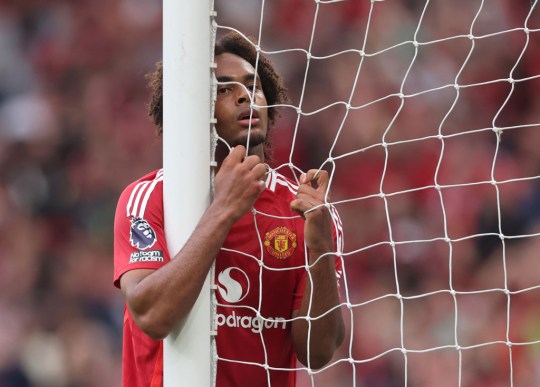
[215,53,256,79]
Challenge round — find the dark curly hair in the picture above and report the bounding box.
[147,31,289,141]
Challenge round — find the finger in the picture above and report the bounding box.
[306,169,329,192]
[296,184,319,199]
[315,170,329,191]
[242,154,262,170]
[251,163,267,180]
[291,194,318,211]
[300,170,319,186]
[299,192,320,207]
[290,199,307,218]
[224,145,246,165]
[295,177,331,208]
[291,195,324,214]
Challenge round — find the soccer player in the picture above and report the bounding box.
[113,32,345,387]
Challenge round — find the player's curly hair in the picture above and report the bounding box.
[147,31,289,139]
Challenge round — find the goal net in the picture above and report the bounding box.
[208,0,540,385]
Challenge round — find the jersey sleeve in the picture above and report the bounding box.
[113,175,170,288]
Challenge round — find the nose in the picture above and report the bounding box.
[236,85,250,105]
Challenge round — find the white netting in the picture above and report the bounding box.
[214,0,540,385]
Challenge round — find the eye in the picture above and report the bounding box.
[245,84,256,92]
[217,86,232,95]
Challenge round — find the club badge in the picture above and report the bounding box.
[264,226,297,259]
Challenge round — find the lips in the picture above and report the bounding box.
[237,108,260,127]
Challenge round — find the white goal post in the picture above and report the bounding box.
[162,0,214,386]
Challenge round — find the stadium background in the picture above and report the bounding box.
[0,0,539,386]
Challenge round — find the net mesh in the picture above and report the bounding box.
[213,0,540,385]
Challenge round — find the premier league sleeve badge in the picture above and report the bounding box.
[129,217,158,250]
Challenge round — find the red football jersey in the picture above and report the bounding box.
[114,169,343,387]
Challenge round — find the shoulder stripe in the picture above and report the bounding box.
[130,181,150,217]
[126,170,164,218]
[277,176,298,190]
[265,169,276,192]
[126,181,148,217]
[265,169,300,195]
[330,205,344,254]
[274,175,298,196]
[138,175,163,218]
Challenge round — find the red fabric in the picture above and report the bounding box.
[114,169,342,387]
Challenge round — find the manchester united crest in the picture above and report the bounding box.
[264,226,297,259]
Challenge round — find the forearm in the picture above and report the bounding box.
[292,248,344,369]
[122,146,267,339]
[125,203,235,339]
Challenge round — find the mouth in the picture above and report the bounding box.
[237,109,260,127]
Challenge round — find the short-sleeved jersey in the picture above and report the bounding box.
[114,168,343,387]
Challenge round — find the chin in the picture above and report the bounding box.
[235,132,266,148]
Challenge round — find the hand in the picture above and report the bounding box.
[290,169,334,256]
[213,145,267,222]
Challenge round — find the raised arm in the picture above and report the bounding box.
[290,169,345,369]
[119,146,267,340]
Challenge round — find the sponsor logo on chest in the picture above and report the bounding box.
[264,226,297,259]
[215,266,287,333]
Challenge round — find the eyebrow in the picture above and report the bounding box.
[216,73,259,84]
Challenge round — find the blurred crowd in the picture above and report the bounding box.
[0,0,539,386]
[0,1,162,386]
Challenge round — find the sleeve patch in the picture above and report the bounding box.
[129,217,158,250]
[129,250,164,263]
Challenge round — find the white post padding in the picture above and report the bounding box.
[163,0,212,386]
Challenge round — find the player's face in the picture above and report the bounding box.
[214,53,269,152]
